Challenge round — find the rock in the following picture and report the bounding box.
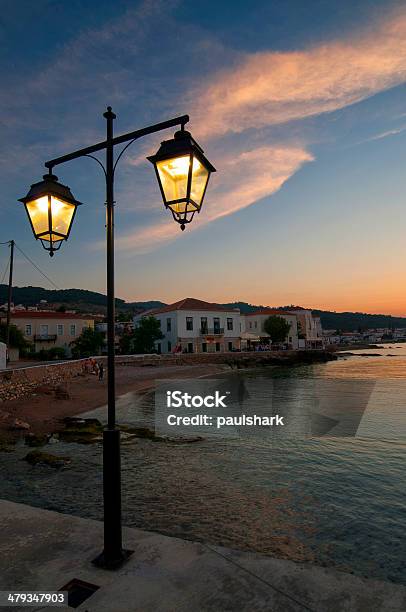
[10,418,30,430]
[24,450,71,468]
[48,434,59,444]
[59,418,103,444]
[54,384,70,400]
[25,433,49,447]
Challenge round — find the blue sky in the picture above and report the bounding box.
[2,0,406,313]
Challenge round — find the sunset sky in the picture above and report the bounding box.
[2,0,406,314]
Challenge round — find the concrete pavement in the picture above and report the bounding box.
[0,499,405,612]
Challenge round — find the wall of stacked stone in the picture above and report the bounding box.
[0,360,90,402]
[0,350,333,402]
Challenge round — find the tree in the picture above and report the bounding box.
[120,316,163,354]
[0,323,31,353]
[263,316,291,345]
[70,327,104,358]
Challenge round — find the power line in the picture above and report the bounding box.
[14,243,60,291]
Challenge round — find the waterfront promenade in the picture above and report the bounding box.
[0,499,405,611]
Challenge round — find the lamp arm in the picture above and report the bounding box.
[84,154,107,178]
[113,138,136,174]
[44,114,189,171]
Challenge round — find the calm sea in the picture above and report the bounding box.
[0,344,405,584]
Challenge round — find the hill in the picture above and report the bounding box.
[1,286,405,330]
[0,285,165,315]
[222,302,406,330]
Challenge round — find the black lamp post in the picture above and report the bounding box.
[18,107,216,569]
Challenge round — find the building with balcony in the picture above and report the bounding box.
[134,298,241,354]
[0,311,95,355]
[240,310,299,349]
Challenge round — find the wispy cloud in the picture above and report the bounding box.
[115,7,406,251]
[114,145,313,253]
[189,8,406,138]
[361,124,406,143]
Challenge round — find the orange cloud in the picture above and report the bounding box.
[115,145,313,253]
[97,7,406,256]
[189,9,406,137]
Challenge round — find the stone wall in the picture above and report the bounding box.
[0,360,89,402]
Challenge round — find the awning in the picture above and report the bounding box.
[240,332,260,341]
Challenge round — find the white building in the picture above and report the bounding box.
[286,309,324,349]
[240,310,299,349]
[134,298,241,354]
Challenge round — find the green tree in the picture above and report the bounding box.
[70,327,104,358]
[0,323,31,352]
[120,316,164,354]
[263,316,291,345]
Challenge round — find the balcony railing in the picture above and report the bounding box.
[34,334,57,342]
[200,327,224,335]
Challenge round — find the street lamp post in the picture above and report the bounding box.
[18,107,216,569]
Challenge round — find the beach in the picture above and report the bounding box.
[0,362,228,442]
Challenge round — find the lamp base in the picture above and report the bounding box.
[92,548,134,571]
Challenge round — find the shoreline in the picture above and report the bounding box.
[0,350,335,444]
[0,363,228,444]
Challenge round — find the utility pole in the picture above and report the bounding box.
[6,240,14,362]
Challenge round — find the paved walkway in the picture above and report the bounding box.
[0,500,405,611]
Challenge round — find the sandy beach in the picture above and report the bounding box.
[0,362,228,442]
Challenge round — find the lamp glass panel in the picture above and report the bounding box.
[50,197,75,237]
[40,234,63,244]
[190,156,209,207]
[168,201,198,214]
[26,196,50,236]
[157,155,194,202]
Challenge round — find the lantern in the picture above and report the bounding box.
[148,129,216,230]
[19,173,82,256]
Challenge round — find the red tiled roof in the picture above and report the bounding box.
[245,309,295,317]
[146,298,234,315]
[1,311,94,320]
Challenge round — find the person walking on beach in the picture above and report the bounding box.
[98,362,104,381]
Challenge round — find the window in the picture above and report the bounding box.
[188,342,193,353]
[249,322,252,329]
[40,324,49,337]
[167,341,172,353]
[254,321,257,329]
[200,317,208,333]
[166,318,171,332]
[228,341,233,351]
[227,318,233,331]
[202,342,207,353]
[215,342,220,352]
[57,324,64,336]
[25,324,32,336]
[213,317,220,331]
[186,317,193,331]
[70,324,76,336]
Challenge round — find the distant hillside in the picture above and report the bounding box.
[222,302,406,330]
[311,310,406,332]
[0,285,165,314]
[1,286,405,330]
